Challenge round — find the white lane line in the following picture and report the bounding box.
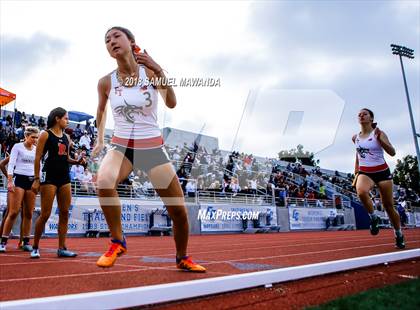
[1,249,418,310]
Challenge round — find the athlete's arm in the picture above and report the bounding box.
[354,153,359,175]
[151,68,176,109]
[92,75,110,157]
[0,156,10,177]
[137,51,177,109]
[7,144,19,191]
[352,135,359,174]
[375,128,396,156]
[32,131,49,193]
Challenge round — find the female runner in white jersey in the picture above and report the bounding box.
[353,108,405,249]
[0,127,39,252]
[92,26,205,271]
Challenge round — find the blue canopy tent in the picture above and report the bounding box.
[68,111,94,123]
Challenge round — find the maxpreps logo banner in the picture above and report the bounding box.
[45,197,165,235]
[289,207,337,230]
[199,204,277,232]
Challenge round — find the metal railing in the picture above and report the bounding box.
[197,190,274,205]
[285,197,335,208]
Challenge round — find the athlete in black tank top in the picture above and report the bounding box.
[31,108,85,258]
[41,130,71,188]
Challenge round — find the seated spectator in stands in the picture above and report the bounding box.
[73,124,82,141]
[319,183,326,199]
[15,124,25,141]
[79,131,91,150]
[29,114,37,126]
[230,178,240,196]
[274,172,284,187]
[37,116,46,129]
[222,178,231,193]
[86,122,95,139]
[5,132,18,154]
[80,168,95,194]
[335,195,342,209]
[70,163,85,182]
[209,180,220,191]
[197,177,204,191]
[291,186,299,198]
[277,188,287,206]
[185,180,196,198]
[14,109,22,127]
[248,179,257,196]
[297,187,305,199]
[21,112,27,124]
[298,165,308,177]
[142,180,154,196]
[306,190,315,200]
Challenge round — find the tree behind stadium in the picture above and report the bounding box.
[393,155,420,195]
[277,144,319,167]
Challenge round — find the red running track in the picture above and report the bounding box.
[0,229,419,306]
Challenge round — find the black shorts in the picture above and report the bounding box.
[41,170,71,189]
[14,174,35,191]
[359,168,392,184]
[111,144,171,172]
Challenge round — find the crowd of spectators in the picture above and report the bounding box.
[1,109,418,209]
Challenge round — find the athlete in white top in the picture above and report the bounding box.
[92,26,205,272]
[0,127,40,253]
[109,64,160,141]
[352,108,405,249]
[354,130,388,172]
[7,142,37,176]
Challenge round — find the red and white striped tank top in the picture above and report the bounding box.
[354,131,388,173]
[109,65,163,149]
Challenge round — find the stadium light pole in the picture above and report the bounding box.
[390,44,420,176]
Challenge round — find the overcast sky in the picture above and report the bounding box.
[1,0,419,173]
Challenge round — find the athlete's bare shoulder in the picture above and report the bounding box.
[98,73,112,97]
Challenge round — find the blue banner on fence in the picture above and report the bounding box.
[289,207,337,230]
[199,204,277,232]
[45,197,165,235]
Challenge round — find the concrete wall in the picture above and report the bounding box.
[344,207,356,226]
[276,207,290,232]
[186,203,201,235]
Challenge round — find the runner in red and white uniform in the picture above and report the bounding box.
[92,26,205,271]
[352,108,405,249]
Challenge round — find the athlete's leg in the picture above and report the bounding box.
[96,150,132,241]
[19,206,24,246]
[32,185,57,248]
[0,201,9,237]
[377,180,401,230]
[147,163,188,259]
[2,188,25,238]
[356,174,375,213]
[56,183,72,249]
[22,190,36,239]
